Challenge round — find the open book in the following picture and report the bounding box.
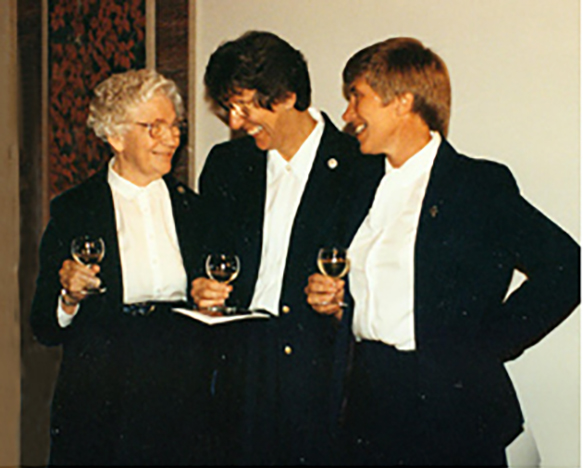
[172,307,272,326]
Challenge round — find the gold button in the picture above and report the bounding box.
[284,345,293,355]
[282,305,290,314]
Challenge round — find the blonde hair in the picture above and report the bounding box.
[343,37,451,136]
[87,68,184,141]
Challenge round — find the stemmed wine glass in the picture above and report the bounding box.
[205,253,240,313]
[71,235,106,294]
[317,246,350,307]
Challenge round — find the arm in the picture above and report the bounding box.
[198,145,239,255]
[193,144,246,308]
[30,216,73,346]
[30,209,99,345]
[480,166,580,360]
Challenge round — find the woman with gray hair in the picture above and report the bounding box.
[31,69,211,466]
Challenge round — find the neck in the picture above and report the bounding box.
[112,157,156,187]
[278,109,317,161]
[386,120,432,168]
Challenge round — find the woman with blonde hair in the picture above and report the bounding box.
[31,69,211,466]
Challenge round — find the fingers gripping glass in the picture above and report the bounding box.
[317,247,350,308]
[71,235,106,294]
[204,253,240,314]
[134,119,187,140]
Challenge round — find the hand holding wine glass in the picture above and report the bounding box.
[308,246,350,311]
[200,253,240,314]
[70,235,107,294]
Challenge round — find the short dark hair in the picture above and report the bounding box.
[204,31,311,111]
[343,37,451,136]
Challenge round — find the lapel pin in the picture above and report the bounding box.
[177,185,185,194]
[429,205,439,218]
[327,157,338,170]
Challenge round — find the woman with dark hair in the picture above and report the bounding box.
[195,31,383,465]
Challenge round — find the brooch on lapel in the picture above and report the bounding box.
[429,205,439,218]
[177,185,186,194]
[327,157,338,170]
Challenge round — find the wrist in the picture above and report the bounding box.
[60,289,79,307]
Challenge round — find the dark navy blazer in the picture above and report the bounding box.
[30,169,212,466]
[364,139,581,452]
[198,113,384,465]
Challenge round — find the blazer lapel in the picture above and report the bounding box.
[417,140,460,230]
[288,117,350,255]
[84,170,124,309]
[414,139,464,348]
[237,149,267,306]
[164,175,201,280]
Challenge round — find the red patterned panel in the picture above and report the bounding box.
[48,0,146,197]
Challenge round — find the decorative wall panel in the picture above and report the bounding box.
[156,0,190,185]
[48,0,146,197]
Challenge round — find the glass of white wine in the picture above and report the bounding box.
[317,246,349,307]
[205,253,240,313]
[71,235,106,294]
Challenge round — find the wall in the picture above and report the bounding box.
[0,0,21,465]
[195,1,580,466]
[19,1,60,465]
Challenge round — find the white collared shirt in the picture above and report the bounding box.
[57,158,187,327]
[349,132,441,350]
[249,108,325,315]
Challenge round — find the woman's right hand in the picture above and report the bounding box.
[59,259,101,309]
[190,277,232,311]
[305,273,345,321]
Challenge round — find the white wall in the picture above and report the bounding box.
[194,1,580,466]
[0,0,20,465]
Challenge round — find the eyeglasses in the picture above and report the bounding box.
[133,120,187,140]
[224,99,257,118]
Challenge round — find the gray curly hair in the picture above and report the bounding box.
[87,68,184,141]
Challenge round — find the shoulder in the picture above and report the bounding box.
[206,136,260,165]
[320,112,360,155]
[163,174,197,198]
[201,136,264,190]
[439,140,518,195]
[320,112,385,173]
[50,169,109,218]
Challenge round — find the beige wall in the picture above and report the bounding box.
[194,1,580,467]
[0,0,21,465]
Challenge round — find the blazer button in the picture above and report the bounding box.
[284,345,293,355]
[282,305,290,314]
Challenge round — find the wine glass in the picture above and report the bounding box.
[71,235,106,294]
[204,253,240,313]
[317,246,349,307]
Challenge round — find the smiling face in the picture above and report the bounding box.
[342,77,401,156]
[108,93,180,186]
[225,89,295,154]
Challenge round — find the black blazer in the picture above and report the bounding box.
[30,168,212,466]
[199,113,384,465]
[394,139,580,449]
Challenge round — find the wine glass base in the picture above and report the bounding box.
[84,286,107,295]
[207,305,240,315]
[316,300,348,308]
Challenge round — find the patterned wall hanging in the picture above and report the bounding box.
[48,0,146,197]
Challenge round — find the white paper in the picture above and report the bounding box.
[172,307,271,326]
